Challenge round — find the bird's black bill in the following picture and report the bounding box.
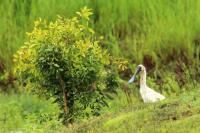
[128,66,142,84]
[128,75,135,83]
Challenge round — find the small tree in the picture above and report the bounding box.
[14,7,111,123]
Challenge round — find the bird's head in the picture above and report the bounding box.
[128,64,146,84]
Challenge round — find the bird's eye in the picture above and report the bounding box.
[137,66,142,71]
[136,66,142,74]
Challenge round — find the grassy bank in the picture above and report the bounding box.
[1,88,200,132]
[69,89,200,133]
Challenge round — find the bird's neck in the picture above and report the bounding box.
[140,70,147,88]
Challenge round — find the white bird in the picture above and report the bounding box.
[128,64,165,103]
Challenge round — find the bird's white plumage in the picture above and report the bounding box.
[140,86,165,103]
[132,64,165,103]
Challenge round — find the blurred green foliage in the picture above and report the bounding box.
[0,0,199,70]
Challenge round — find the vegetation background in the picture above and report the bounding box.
[0,0,199,132]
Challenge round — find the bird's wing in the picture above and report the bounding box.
[147,87,165,100]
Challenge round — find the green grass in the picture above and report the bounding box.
[0,93,64,133]
[69,89,200,133]
[0,87,200,132]
[0,0,200,70]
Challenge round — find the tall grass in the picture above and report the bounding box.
[0,0,200,70]
[0,93,62,132]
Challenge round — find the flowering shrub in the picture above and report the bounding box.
[13,7,115,123]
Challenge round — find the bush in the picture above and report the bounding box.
[14,7,114,123]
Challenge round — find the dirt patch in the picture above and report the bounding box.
[174,62,185,86]
[181,110,193,117]
[165,48,192,66]
[119,67,132,79]
[142,55,155,71]
[193,37,200,47]
[153,102,180,121]
[0,61,4,73]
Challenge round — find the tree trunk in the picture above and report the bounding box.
[59,77,68,116]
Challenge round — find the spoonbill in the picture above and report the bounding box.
[128,64,165,103]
